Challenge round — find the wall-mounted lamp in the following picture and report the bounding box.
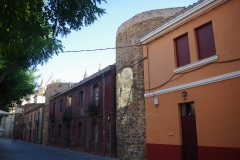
[107,115,111,122]
[181,91,187,97]
[154,97,159,106]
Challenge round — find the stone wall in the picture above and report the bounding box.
[42,83,72,145]
[115,8,184,160]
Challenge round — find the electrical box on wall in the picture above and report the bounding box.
[154,97,159,106]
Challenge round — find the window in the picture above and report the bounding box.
[67,124,71,137]
[68,96,72,107]
[196,22,216,60]
[93,85,99,106]
[175,34,191,67]
[79,91,84,108]
[58,125,62,138]
[60,100,63,112]
[78,123,82,140]
[53,103,56,114]
[52,126,54,137]
[92,122,97,142]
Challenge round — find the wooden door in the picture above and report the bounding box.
[180,102,198,160]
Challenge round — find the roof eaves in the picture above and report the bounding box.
[49,64,115,100]
[139,0,219,43]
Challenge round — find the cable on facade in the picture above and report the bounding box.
[116,56,147,73]
[145,57,240,91]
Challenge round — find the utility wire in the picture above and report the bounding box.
[61,44,143,53]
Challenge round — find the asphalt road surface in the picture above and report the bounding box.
[0,138,119,160]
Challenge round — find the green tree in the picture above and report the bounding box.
[0,69,37,109]
[0,0,106,83]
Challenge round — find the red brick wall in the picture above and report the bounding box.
[49,65,116,157]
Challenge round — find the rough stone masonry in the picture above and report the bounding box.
[115,8,184,160]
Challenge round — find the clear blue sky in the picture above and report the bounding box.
[36,0,198,85]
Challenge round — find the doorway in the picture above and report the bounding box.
[29,129,32,142]
[180,102,198,160]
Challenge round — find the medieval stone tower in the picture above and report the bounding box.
[115,8,184,160]
[42,83,72,145]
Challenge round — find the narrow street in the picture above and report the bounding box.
[0,138,119,160]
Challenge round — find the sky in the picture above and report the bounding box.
[36,0,198,86]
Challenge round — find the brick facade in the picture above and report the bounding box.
[48,65,116,157]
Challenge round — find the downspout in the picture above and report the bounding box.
[146,44,150,92]
[102,74,106,156]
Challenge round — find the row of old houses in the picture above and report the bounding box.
[3,0,240,159]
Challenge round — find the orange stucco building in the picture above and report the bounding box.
[140,0,240,160]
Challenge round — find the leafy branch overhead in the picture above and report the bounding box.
[0,0,106,109]
[0,69,37,109]
[0,0,107,83]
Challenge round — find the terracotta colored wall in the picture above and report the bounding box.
[143,0,240,91]
[145,79,240,146]
[143,0,240,159]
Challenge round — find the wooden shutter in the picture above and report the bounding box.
[175,34,191,67]
[196,23,216,60]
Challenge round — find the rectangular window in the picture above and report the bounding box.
[52,126,54,137]
[196,22,216,60]
[58,125,61,138]
[93,85,99,106]
[68,96,72,107]
[60,100,63,112]
[67,125,71,137]
[78,123,82,140]
[79,91,84,108]
[53,103,55,114]
[175,34,191,67]
[92,122,97,142]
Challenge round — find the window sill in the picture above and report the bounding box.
[174,55,218,73]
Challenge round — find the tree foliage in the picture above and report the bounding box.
[0,0,106,109]
[0,69,37,109]
[0,0,106,83]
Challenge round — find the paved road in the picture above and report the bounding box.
[0,138,119,160]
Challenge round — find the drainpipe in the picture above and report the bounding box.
[102,74,106,157]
